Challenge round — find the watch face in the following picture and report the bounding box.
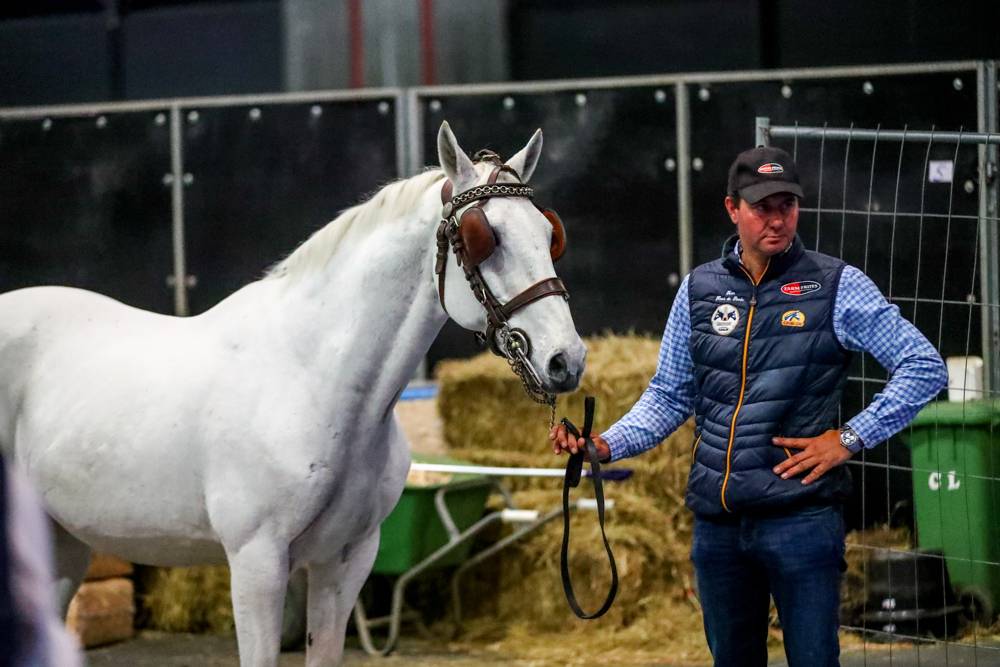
[841,429,859,447]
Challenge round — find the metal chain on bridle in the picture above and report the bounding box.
[435,150,566,427]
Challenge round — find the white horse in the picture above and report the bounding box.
[0,122,585,666]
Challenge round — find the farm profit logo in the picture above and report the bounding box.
[780,281,821,296]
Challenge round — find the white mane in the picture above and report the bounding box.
[267,169,447,280]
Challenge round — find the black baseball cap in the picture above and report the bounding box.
[727,146,804,204]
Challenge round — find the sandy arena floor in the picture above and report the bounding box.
[84,631,1000,667]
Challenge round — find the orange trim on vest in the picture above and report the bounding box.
[720,259,768,512]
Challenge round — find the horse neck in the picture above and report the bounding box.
[264,186,448,418]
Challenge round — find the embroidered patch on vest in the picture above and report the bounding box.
[711,304,740,335]
[780,280,821,296]
[781,310,806,327]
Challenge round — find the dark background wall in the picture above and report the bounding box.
[1,0,998,107]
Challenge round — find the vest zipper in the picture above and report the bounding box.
[720,261,768,512]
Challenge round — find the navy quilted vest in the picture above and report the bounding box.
[685,235,853,517]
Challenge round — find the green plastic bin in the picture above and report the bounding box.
[905,399,1000,619]
[371,454,493,576]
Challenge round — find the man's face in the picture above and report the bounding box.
[725,192,799,257]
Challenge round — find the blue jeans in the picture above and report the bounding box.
[691,505,846,667]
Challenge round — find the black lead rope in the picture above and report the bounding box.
[560,396,619,619]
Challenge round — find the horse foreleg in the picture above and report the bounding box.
[305,528,380,667]
[51,520,92,618]
[226,536,289,667]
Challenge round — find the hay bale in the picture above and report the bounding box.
[66,578,135,648]
[436,333,664,459]
[141,565,234,634]
[436,333,707,660]
[84,554,133,581]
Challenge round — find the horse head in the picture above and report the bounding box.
[436,121,585,395]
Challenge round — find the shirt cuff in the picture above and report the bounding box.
[600,429,627,463]
[845,412,880,452]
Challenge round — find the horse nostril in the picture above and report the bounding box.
[547,352,569,384]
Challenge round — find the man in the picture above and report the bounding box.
[550,146,948,666]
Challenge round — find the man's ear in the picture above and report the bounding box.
[724,195,740,223]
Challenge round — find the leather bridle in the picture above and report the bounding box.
[435,150,569,418]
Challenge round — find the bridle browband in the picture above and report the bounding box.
[435,150,569,419]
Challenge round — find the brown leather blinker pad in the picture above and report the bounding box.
[458,207,497,267]
[542,208,567,261]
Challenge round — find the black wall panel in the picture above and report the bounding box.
[0,13,112,105]
[420,87,679,369]
[0,110,173,313]
[181,98,399,313]
[509,0,763,80]
[123,1,283,100]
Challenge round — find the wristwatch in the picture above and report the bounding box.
[839,426,863,453]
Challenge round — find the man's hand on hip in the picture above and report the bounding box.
[771,429,853,485]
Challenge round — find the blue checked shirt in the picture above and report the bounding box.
[602,264,949,461]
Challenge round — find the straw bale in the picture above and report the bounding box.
[84,554,133,581]
[141,565,234,634]
[395,396,446,455]
[436,333,664,459]
[66,577,135,648]
[436,333,709,660]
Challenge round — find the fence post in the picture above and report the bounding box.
[978,61,999,395]
[675,82,693,277]
[169,104,188,317]
[755,116,771,147]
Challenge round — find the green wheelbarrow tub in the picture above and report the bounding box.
[372,454,493,576]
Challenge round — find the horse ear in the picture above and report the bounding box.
[437,121,477,188]
[506,128,543,182]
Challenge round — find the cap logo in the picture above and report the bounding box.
[757,162,784,174]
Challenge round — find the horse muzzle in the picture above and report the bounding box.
[540,341,586,394]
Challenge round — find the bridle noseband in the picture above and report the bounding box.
[435,150,569,419]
